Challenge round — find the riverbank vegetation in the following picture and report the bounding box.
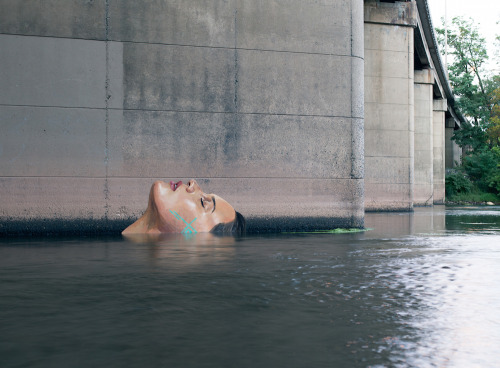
[437,17,500,205]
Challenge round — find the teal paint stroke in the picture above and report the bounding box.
[169,210,197,234]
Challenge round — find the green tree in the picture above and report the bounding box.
[487,75,500,145]
[437,18,490,124]
[436,17,500,199]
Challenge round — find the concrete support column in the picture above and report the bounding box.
[0,0,366,233]
[414,69,434,206]
[433,99,447,204]
[364,0,417,211]
[445,119,462,168]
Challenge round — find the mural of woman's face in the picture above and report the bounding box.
[122,180,236,234]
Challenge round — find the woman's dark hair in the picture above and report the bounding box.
[210,211,246,235]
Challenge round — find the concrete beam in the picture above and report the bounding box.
[414,68,433,85]
[364,0,417,27]
[433,98,448,112]
[445,118,456,129]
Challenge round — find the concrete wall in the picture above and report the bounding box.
[364,1,416,211]
[0,0,365,233]
[445,120,462,168]
[433,99,447,204]
[413,69,434,206]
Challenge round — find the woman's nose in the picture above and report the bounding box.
[186,179,201,193]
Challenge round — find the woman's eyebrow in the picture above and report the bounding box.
[212,196,216,213]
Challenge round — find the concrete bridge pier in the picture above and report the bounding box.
[445,118,462,168]
[433,99,447,204]
[0,0,366,234]
[364,0,417,211]
[414,68,434,206]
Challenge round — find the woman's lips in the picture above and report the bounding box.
[170,181,183,191]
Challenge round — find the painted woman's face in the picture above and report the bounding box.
[122,180,236,234]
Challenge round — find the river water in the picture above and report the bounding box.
[1,206,499,368]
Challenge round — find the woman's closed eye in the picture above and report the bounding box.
[200,196,210,209]
[200,196,215,213]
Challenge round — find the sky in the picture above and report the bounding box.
[428,0,500,74]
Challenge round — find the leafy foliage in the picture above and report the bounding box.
[462,148,500,192]
[445,171,473,197]
[487,76,500,145]
[486,147,500,193]
[451,123,488,151]
[436,17,500,200]
[436,17,490,126]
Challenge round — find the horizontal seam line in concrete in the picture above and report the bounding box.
[122,39,364,59]
[0,33,364,59]
[365,155,411,158]
[365,48,410,53]
[364,101,412,105]
[0,104,355,119]
[0,176,362,180]
[366,183,413,185]
[365,75,412,80]
[0,103,105,110]
[122,109,354,119]
[364,128,413,131]
[365,102,411,106]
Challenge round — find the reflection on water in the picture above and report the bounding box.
[0,206,499,368]
[122,232,240,270]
